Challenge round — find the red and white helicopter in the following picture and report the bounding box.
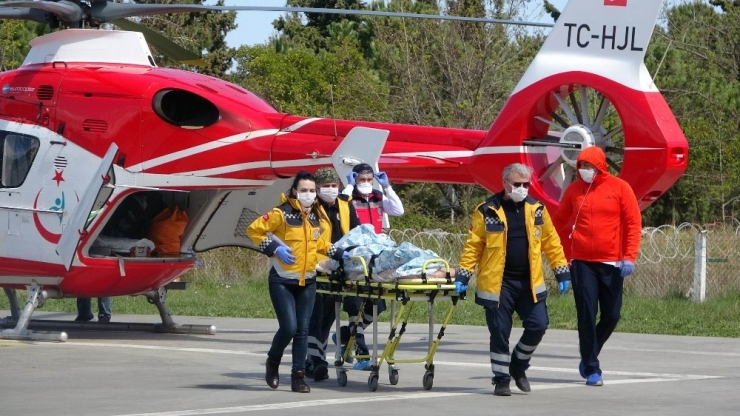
[0,0,687,341]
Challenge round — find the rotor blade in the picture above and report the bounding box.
[553,92,579,125]
[0,7,48,24]
[568,90,582,124]
[89,1,555,27]
[539,155,565,183]
[606,157,621,172]
[592,95,611,132]
[579,86,591,126]
[111,18,206,66]
[604,146,624,156]
[534,116,565,131]
[0,0,81,24]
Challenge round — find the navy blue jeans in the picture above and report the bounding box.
[486,278,548,383]
[267,275,316,373]
[77,297,112,319]
[571,260,623,377]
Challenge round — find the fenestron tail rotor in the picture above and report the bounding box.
[523,85,625,201]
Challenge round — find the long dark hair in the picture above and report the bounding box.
[288,171,325,222]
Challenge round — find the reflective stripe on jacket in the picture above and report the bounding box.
[351,189,384,233]
[246,196,334,285]
[458,192,570,308]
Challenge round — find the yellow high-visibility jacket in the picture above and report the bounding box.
[247,195,338,285]
[457,192,570,308]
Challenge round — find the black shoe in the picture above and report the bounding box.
[493,379,511,396]
[304,360,315,378]
[313,362,329,381]
[98,316,111,323]
[265,358,280,389]
[291,370,311,393]
[74,314,94,322]
[509,368,531,392]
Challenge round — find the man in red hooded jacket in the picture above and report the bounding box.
[552,146,642,387]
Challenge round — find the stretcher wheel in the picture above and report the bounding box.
[389,368,399,385]
[422,371,434,390]
[337,369,348,387]
[368,374,379,392]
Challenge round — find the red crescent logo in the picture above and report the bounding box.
[33,191,61,244]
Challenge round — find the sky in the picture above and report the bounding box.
[217,0,570,49]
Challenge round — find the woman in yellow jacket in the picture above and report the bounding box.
[247,171,347,393]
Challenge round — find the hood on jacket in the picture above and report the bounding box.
[576,147,608,178]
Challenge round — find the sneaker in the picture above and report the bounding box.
[579,361,586,379]
[313,362,329,381]
[332,332,352,364]
[98,316,111,324]
[493,379,511,396]
[586,373,603,386]
[509,368,531,392]
[352,359,371,371]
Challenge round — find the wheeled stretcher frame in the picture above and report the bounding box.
[316,257,466,391]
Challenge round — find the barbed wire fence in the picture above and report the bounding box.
[188,224,740,301]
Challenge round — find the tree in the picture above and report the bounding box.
[133,0,237,78]
[0,21,46,71]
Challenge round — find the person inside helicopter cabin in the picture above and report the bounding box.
[336,163,405,371]
[305,167,361,381]
[247,170,349,393]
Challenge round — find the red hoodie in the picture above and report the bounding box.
[552,147,642,263]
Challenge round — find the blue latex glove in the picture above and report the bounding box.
[558,280,570,295]
[342,251,351,260]
[346,171,357,186]
[274,246,295,265]
[375,172,390,188]
[620,260,635,278]
[454,281,467,294]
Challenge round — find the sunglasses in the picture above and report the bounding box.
[509,181,530,188]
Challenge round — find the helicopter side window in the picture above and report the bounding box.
[0,132,40,188]
[152,89,220,129]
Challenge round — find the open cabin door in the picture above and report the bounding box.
[193,178,293,251]
[56,144,118,270]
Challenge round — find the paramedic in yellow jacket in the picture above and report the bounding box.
[306,167,361,381]
[455,163,571,397]
[247,171,348,394]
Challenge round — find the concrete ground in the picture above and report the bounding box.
[1,310,739,416]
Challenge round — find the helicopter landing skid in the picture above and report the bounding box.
[0,283,68,342]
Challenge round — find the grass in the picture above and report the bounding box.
[3,277,740,338]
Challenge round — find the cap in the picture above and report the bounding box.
[315,167,340,184]
[352,163,374,175]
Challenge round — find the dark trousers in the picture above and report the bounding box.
[486,278,548,383]
[571,260,623,376]
[267,276,316,373]
[77,297,112,319]
[342,297,386,355]
[306,289,336,366]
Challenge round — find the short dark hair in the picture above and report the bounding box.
[352,163,374,175]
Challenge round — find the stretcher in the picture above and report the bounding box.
[316,257,466,391]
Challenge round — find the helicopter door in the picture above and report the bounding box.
[56,144,118,270]
[192,178,293,251]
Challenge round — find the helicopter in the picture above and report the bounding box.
[0,0,687,341]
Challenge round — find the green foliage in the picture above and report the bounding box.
[0,21,45,70]
[132,0,237,78]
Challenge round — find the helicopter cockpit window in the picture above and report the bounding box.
[152,89,220,129]
[1,132,40,188]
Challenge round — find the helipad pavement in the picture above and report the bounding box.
[1,311,738,416]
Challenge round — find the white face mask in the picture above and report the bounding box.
[356,183,373,195]
[579,168,596,184]
[508,186,528,202]
[296,191,316,208]
[318,187,339,203]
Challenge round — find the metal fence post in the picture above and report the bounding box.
[690,230,707,303]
